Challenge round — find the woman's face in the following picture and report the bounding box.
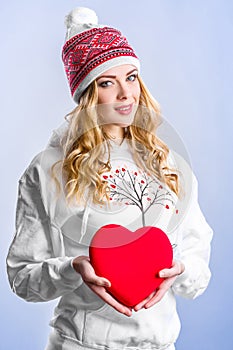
[96,64,141,128]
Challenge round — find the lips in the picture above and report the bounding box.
[115,103,133,115]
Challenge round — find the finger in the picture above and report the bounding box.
[88,284,132,316]
[144,276,177,308]
[84,275,111,288]
[80,261,111,287]
[159,260,184,278]
[144,288,166,307]
[134,291,156,311]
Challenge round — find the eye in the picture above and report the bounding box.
[98,80,113,88]
[127,74,138,82]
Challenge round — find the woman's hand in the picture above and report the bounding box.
[72,256,132,317]
[134,260,185,311]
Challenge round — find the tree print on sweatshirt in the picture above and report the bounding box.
[102,165,178,227]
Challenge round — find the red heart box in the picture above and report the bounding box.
[89,224,173,307]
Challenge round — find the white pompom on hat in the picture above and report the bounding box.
[64,7,99,41]
[65,7,98,26]
[62,7,140,103]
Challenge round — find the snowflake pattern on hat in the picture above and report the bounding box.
[62,27,138,101]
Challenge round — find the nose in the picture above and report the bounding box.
[117,82,132,100]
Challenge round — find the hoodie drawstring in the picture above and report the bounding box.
[79,200,91,243]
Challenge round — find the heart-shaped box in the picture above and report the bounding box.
[89,224,173,307]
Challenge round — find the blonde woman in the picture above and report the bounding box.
[7,7,213,350]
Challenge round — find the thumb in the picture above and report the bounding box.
[85,273,111,287]
[94,276,111,287]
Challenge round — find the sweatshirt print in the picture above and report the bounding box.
[7,122,213,350]
[68,138,180,248]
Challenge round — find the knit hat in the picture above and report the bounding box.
[62,7,140,103]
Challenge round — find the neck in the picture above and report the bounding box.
[103,125,125,140]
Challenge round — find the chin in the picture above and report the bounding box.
[115,115,136,128]
[117,123,132,128]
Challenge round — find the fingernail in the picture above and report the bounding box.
[101,280,110,286]
[160,272,165,277]
[98,281,108,287]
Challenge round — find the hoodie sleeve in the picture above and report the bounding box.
[171,174,213,299]
[6,165,83,303]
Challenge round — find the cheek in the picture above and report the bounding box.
[134,83,141,101]
[97,104,114,125]
[97,89,113,105]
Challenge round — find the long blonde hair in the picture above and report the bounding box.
[52,76,179,205]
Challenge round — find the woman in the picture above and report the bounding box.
[7,7,213,350]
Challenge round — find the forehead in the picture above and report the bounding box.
[98,64,138,77]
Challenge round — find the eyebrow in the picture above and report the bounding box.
[96,68,138,80]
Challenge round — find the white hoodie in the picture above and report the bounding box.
[7,121,213,350]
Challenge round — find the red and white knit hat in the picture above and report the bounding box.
[62,7,140,103]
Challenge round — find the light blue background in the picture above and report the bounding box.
[1,0,232,349]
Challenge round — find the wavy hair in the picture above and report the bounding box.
[52,76,179,205]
